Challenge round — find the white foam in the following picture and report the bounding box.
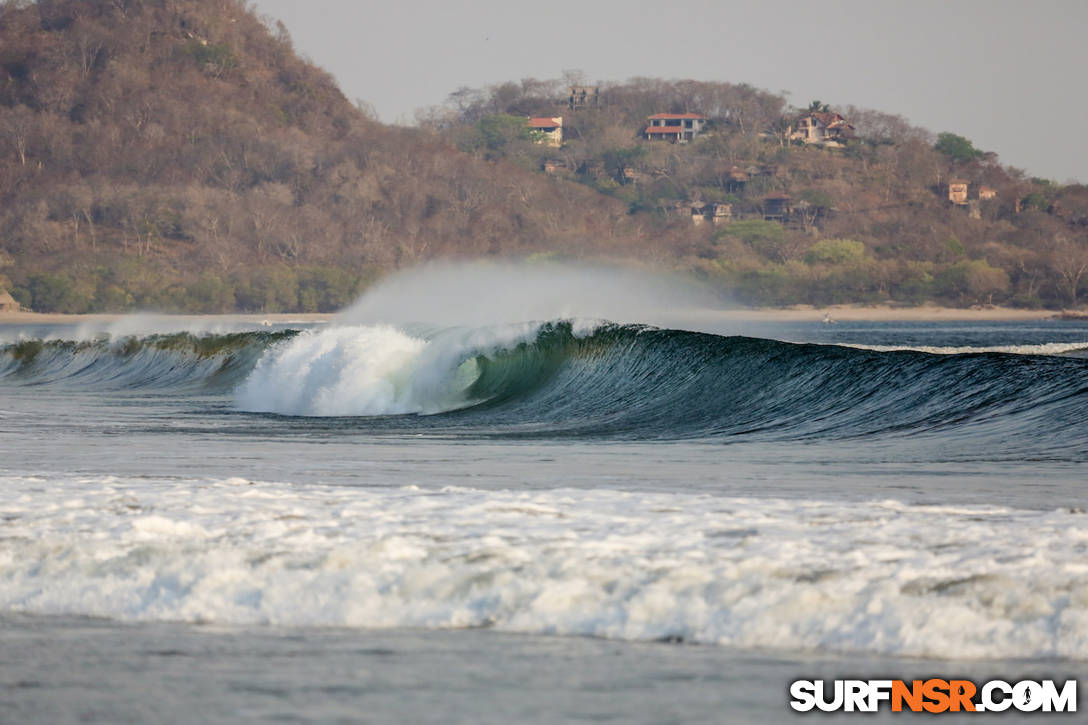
[842,341,1088,356]
[2,475,1086,660]
[234,321,589,417]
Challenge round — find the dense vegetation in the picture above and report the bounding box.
[421,78,1088,309]
[1,0,1087,312]
[0,0,634,312]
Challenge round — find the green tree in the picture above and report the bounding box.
[717,220,800,262]
[297,266,362,312]
[1021,192,1049,212]
[183,275,236,313]
[26,272,92,312]
[935,260,1009,305]
[235,267,299,312]
[934,132,984,162]
[601,146,648,183]
[457,114,535,158]
[804,238,867,265]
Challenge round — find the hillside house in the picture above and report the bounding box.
[979,185,997,200]
[763,192,792,220]
[791,111,856,147]
[645,113,708,142]
[948,180,969,205]
[528,117,563,147]
[724,166,749,193]
[690,202,733,225]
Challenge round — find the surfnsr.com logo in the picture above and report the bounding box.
[789,679,1077,713]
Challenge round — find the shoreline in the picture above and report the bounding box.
[0,305,1079,325]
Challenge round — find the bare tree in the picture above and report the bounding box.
[1049,235,1088,308]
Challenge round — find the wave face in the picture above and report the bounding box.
[2,475,1086,660]
[0,331,293,391]
[2,322,1087,451]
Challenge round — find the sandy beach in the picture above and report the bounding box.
[0,305,1077,326]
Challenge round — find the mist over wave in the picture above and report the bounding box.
[335,261,723,329]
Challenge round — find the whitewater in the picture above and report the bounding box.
[2,264,1087,723]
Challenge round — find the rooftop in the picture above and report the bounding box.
[528,117,561,128]
[647,112,707,120]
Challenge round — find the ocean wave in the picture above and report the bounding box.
[2,475,1086,660]
[0,331,292,390]
[2,322,1086,449]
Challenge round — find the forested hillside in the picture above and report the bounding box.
[0,0,635,312]
[1,0,1087,312]
[421,79,1088,309]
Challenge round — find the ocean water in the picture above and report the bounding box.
[2,286,1088,721]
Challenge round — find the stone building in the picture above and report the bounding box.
[568,86,599,111]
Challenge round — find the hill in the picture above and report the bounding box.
[0,0,634,313]
[420,79,1088,309]
[0,0,1086,312]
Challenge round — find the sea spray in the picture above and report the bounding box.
[335,261,724,330]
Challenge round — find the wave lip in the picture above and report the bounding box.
[3,476,1087,660]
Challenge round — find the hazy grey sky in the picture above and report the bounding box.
[252,0,1086,182]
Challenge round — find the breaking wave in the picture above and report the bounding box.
[2,322,1087,453]
[2,475,1087,660]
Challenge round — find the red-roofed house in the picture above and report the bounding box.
[790,111,855,147]
[645,112,708,142]
[528,117,563,147]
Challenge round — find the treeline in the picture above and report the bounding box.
[1,0,1087,312]
[18,261,373,313]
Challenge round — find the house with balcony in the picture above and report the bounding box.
[645,113,708,142]
[528,117,563,147]
[790,111,855,147]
